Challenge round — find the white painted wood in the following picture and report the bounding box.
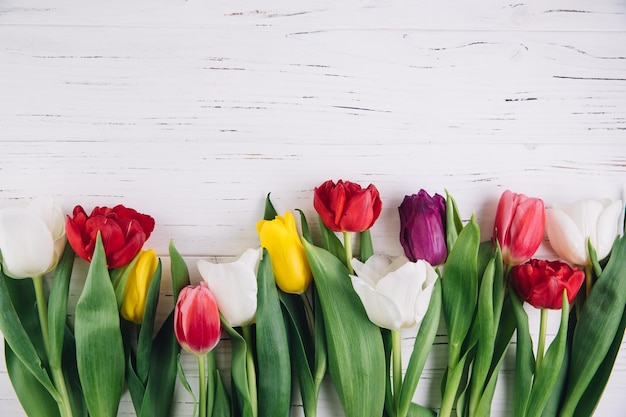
[1,0,625,415]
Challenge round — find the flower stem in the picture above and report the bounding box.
[242,325,258,417]
[198,354,207,417]
[343,231,354,274]
[391,330,402,416]
[32,276,73,417]
[536,308,548,373]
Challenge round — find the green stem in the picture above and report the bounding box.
[300,292,315,338]
[535,309,548,373]
[32,276,73,417]
[343,231,354,274]
[392,330,403,416]
[198,354,207,417]
[242,325,258,417]
[439,375,458,417]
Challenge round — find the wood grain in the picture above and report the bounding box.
[1,0,625,415]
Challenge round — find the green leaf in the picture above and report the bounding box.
[256,249,291,417]
[302,238,386,417]
[406,402,436,417]
[318,215,345,262]
[212,365,232,417]
[47,244,75,369]
[74,233,125,417]
[359,229,374,262]
[0,269,59,402]
[441,216,480,368]
[398,280,442,417]
[526,293,570,417]
[296,209,313,244]
[5,341,61,417]
[136,260,163,384]
[263,193,279,221]
[169,240,191,302]
[468,257,496,416]
[222,321,254,417]
[444,190,463,250]
[560,236,626,417]
[176,354,198,417]
[139,312,181,417]
[572,305,626,417]
[113,255,140,309]
[510,290,535,417]
[60,328,87,417]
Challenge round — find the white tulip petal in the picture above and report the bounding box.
[595,200,623,260]
[351,255,391,286]
[565,200,604,249]
[546,208,587,265]
[375,261,425,328]
[27,197,66,240]
[413,260,438,322]
[351,276,403,330]
[197,249,260,327]
[0,208,54,278]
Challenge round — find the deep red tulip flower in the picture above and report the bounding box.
[398,190,447,265]
[493,190,545,266]
[174,282,221,356]
[511,259,584,309]
[313,179,382,232]
[66,205,155,268]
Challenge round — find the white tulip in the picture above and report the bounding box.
[546,198,624,265]
[0,197,66,279]
[350,254,438,330]
[197,248,260,327]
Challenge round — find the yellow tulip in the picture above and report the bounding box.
[121,249,159,323]
[256,211,312,294]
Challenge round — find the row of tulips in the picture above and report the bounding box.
[0,180,624,417]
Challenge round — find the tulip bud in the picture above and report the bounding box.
[66,204,155,268]
[546,198,623,265]
[313,179,382,233]
[493,190,545,266]
[398,190,447,266]
[256,211,312,294]
[0,197,66,279]
[120,249,158,324]
[511,259,584,310]
[174,282,221,356]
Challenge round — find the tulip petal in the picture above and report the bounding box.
[375,261,425,328]
[198,249,259,327]
[351,276,403,330]
[413,260,439,322]
[0,208,54,278]
[595,199,623,260]
[546,208,587,265]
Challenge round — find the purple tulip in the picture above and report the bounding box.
[398,190,447,266]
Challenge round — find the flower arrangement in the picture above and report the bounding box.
[0,183,624,417]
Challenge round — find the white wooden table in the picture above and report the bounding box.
[1,0,625,415]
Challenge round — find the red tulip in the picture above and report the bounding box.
[313,179,382,232]
[511,259,584,309]
[174,282,221,356]
[66,205,155,268]
[493,190,545,266]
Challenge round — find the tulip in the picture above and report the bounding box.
[120,249,158,324]
[545,198,623,266]
[511,259,584,310]
[174,282,221,356]
[313,179,382,233]
[350,255,438,330]
[66,204,155,268]
[197,248,260,327]
[398,190,447,266]
[256,211,312,294]
[0,197,66,279]
[493,190,545,266]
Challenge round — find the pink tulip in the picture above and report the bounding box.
[174,283,221,356]
[493,190,545,266]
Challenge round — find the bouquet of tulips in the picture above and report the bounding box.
[0,200,186,417]
[0,183,624,417]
